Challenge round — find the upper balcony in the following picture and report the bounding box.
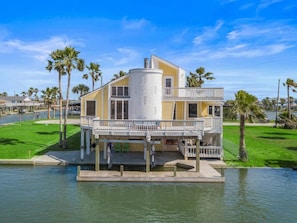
[80,116,222,138]
[162,87,224,101]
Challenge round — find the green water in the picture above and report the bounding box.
[0,166,296,223]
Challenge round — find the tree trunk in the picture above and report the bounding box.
[59,75,63,147]
[47,104,51,119]
[239,114,248,161]
[287,85,291,119]
[63,73,71,149]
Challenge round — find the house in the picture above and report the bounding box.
[80,55,224,172]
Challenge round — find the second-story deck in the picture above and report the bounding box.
[81,116,222,138]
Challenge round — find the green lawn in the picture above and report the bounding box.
[0,120,80,159]
[223,125,297,168]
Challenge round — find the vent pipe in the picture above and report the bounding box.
[144,58,149,68]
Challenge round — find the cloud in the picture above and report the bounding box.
[193,20,224,45]
[121,17,150,30]
[104,48,140,66]
[257,0,283,10]
[0,36,82,62]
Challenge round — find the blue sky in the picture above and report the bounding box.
[0,0,296,100]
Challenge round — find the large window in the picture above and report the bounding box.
[188,103,197,118]
[111,86,129,97]
[208,105,221,117]
[110,100,128,120]
[86,101,96,116]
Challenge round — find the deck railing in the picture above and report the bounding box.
[163,87,224,100]
[80,116,222,133]
[179,144,223,159]
[90,119,205,136]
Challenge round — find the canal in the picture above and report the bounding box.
[0,166,296,223]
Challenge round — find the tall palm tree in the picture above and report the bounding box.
[41,87,56,119]
[187,67,215,87]
[231,90,265,162]
[83,62,102,90]
[112,70,126,81]
[21,91,27,97]
[72,84,90,98]
[283,78,297,119]
[46,51,66,147]
[58,46,84,148]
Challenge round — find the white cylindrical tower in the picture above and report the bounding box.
[129,68,163,120]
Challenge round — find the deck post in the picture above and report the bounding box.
[80,129,85,160]
[146,135,151,173]
[196,138,200,172]
[86,129,91,155]
[95,139,100,172]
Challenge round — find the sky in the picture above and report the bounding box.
[0,0,296,100]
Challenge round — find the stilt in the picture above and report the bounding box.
[146,135,151,173]
[86,129,91,155]
[196,138,200,172]
[103,142,107,159]
[80,129,85,160]
[95,139,100,171]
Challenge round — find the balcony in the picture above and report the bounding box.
[163,87,224,101]
[80,116,222,137]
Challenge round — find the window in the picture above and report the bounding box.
[110,100,129,120]
[208,106,213,115]
[165,77,173,95]
[111,86,129,97]
[86,101,96,116]
[188,103,197,118]
[215,106,221,117]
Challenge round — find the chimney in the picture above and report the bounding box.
[144,58,149,68]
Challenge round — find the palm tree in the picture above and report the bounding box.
[283,78,297,119]
[72,84,90,98]
[46,50,66,147]
[112,70,126,81]
[83,62,102,90]
[21,91,27,97]
[231,90,266,162]
[53,46,84,148]
[187,67,215,87]
[41,87,56,119]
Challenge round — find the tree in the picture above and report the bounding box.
[83,62,102,91]
[72,84,89,98]
[112,70,126,81]
[187,67,215,87]
[41,87,57,119]
[46,50,67,147]
[231,90,266,162]
[48,46,84,148]
[283,78,297,119]
[21,91,27,97]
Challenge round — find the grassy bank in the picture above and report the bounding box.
[224,125,297,168]
[0,120,80,159]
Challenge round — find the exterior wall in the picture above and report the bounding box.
[176,101,184,120]
[162,101,174,120]
[80,91,98,117]
[129,69,163,120]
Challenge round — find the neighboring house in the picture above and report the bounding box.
[80,55,224,172]
[0,96,43,113]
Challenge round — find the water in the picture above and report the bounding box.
[0,166,296,223]
[0,111,59,124]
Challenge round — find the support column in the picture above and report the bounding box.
[196,138,200,172]
[95,139,100,172]
[86,129,91,155]
[146,135,151,173]
[103,142,107,160]
[80,129,85,160]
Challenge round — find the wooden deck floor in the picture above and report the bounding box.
[76,160,226,183]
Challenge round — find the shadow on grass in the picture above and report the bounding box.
[37,131,81,155]
[265,159,297,168]
[286,146,297,151]
[0,138,25,145]
[258,136,287,140]
[263,132,296,136]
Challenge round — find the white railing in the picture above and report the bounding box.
[181,144,222,159]
[163,88,224,100]
[80,116,222,132]
[90,119,204,136]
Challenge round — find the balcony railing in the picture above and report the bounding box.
[179,143,223,159]
[81,116,222,136]
[163,87,224,100]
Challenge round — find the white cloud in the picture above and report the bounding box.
[0,36,82,62]
[103,48,140,66]
[258,0,283,10]
[193,20,224,45]
[122,17,150,30]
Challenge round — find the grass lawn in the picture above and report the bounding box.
[224,125,297,168]
[0,120,80,159]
